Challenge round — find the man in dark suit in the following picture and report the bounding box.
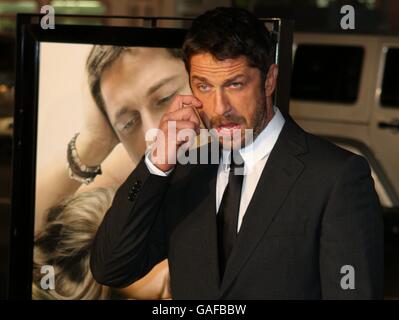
[90,7,384,299]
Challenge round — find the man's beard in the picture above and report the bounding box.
[250,89,268,142]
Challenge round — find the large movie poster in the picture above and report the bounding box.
[33,43,191,299]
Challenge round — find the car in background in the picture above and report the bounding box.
[290,32,399,209]
[289,32,399,297]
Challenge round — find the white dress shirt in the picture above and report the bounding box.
[145,106,285,232]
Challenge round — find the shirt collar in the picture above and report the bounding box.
[221,106,285,173]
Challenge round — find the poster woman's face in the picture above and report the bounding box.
[100,47,191,163]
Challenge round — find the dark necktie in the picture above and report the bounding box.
[217,151,244,278]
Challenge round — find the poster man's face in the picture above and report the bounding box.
[101,48,191,162]
[190,53,270,149]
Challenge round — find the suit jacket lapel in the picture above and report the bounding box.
[220,118,308,296]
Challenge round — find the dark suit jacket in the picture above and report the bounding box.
[90,117,384,299]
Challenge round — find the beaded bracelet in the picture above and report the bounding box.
[67,133,102,185]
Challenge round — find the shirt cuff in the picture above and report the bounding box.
[144,148,174,177]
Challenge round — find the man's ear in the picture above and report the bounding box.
[264,64,279,97]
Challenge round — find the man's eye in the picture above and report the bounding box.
[123,119,135,130]
[124,120,132,129]
[157,92,176,106]
[122,115,140,132]
[197,83,210,92]
[229,82,243,89]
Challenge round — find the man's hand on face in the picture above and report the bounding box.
[151,95,204,172]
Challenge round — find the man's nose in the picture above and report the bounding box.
[213,89,231,116]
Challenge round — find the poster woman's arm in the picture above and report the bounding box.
[35,89,118,231]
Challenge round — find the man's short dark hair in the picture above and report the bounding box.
[182,7,275,81]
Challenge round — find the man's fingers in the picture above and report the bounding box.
[180,95,203,108]
[169,95,202,112]
[166,120,200,134]
[164,107,201,125]
[160,119,200,134]
[176,120,200,132]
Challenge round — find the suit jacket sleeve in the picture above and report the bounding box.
[319,154,384,299]
[90,157,171,288]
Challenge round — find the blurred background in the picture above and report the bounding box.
[1,0,399,299]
